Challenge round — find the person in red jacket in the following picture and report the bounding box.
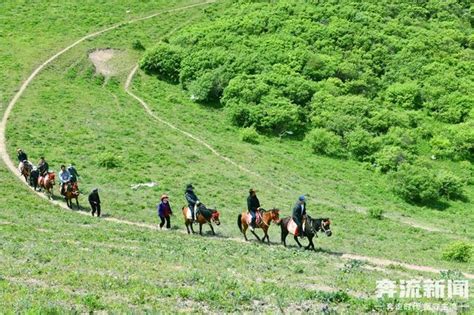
[157,194,173,229]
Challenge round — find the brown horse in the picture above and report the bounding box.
[182,206,221,235]
[38,172,56,199]
[63,182,80,209]
[19,161,32,182]
[237,208,280,243]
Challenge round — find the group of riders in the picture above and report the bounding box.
[158,183,310,238]
[17,149,326,240]
[17,149,101,216]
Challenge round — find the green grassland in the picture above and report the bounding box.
[1,0,473,312]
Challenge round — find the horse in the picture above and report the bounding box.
[29,169,39,191]
[280,216,332,250]
[63,182,80,209]
[19,160,32,182]
[182,205,221,235]
[38,172,56,199]
[237,208,280,243]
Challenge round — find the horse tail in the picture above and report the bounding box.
[237,214,243,233]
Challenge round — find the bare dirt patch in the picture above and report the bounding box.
[89,49,130,77]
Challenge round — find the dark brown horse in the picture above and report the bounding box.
[280,216,332,250]
[19,161,32,182]
[237,208,280,243]
[38,172,56,199]
[63,182,80,209]
[182,205,221,235]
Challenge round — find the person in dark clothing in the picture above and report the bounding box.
[17,149,28,162]
[184,184,200,221]
[88,188,101,217]
[157,194,173,229]
[292,195,307,238]
[67,163,80,183]
[247,188,261,231]
[37,157,49,177]
[17,149,28,172]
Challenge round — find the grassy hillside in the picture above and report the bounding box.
[140,0,473,207]
[1,0,473,312]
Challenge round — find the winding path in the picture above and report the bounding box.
[1,1,472,281]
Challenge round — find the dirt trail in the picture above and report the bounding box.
[1,0,473,282]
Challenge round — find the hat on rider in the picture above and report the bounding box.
[298,195,306,201]
[17,148,22,152]
[160,194,169,201]
[249,188,257,194]
[186,184,194,189]
[92,188,99,193]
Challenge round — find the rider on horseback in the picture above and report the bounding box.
[67,163,79,183]
[292,195,307,238]
[247,188,261,231]
[17,148,28,171]
[37,157,49,177]
[59,165,71,195]
[185,184,201,221]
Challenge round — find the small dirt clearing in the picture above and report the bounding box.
[89,49,129,77]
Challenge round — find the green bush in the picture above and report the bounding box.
[240,127,260,144]
[131,39,145,51]
[305,128,344,157]
[97,152,122,169]
[392,164,439,203]
[368,207,384,220]
[139,43,183,82]
[345,128,379,161]
[385,81,422,109]
[373,146,410,173]
[437,170,464,200]
[442,242,472,263]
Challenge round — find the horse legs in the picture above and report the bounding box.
[306,236,315,251]
[75,197,80,209]
[294,235,303,248]
[262,227,270,244]
[185,222,190,234]
[190,222,195,234]
[242,225,249,241]
[209,223,215,235]
[199,223,203,235]
[251,230,261,242]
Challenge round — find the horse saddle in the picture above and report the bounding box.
[287,218,305,236]
[245,211,262,226]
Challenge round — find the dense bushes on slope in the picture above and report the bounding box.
[140,0,473,204]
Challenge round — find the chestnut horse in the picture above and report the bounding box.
[182,205,221,235]
[237,208,280,243]
[38,172,56,199]
[63,182,80,209]
[280,216,332,250]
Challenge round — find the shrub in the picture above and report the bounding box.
[392,164,439,203]
[373,146,410,173]
[368,207,384,220]
[305,128,344,157]
[345,128,379,161]
[240,127,260,144]
[385,81,422,109]
[428,92,472,123]
[437,170,464,200]
[442,242,472,263]
[139,43,183,82]
[97,152,122,169]
[131,39,145,51]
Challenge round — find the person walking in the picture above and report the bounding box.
[88,188,101,217]
[157,194,173,229]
